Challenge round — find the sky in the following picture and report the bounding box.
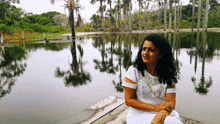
[14,0,190,23]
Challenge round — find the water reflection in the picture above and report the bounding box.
[123,34,133,70]
[54,41,91,87]
[190,32,213,95]
[112,35,123,92]
[0,45,27,99]
[93,35,118,74]
[173,32,182,74]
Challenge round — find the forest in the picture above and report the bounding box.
[0,0,220,34]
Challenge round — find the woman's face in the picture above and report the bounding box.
[141,40,161,66]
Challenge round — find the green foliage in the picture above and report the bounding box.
[181,20,192,28]
[0,1,64,34]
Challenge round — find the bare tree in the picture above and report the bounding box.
[204,0,209,32]
[191,0,195,31]
[53,14,69,27]
[169,0,174,32]
[196,0,201,46]
[164,0,167,31]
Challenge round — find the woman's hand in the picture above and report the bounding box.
[151,111,166,124]
[155,101,174,112]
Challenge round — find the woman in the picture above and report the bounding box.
[122,34,183,124]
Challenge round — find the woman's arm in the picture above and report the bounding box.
[124,77,172,112]
[151,85,176,124]
[164,85,176,114]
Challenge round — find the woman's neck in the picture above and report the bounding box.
[146,64,157,76]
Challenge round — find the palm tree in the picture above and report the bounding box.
[50,0,81,38]
[90,0,107,31]
[91,14,101,31]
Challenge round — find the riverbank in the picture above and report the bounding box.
[60,28,220,37]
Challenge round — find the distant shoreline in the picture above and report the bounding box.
[60,28,220,37]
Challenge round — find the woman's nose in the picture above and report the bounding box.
[143,49,149,54]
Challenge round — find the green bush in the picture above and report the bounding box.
[0,24,15,34]
[181,20,192,28]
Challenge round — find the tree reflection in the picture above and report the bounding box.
[123,34,133,70]
[173,32,182,75]
[191,76,213,95]
[0,45,27,99]
[93,35,118,74]
[186,32,218,65]
[112,35,123,92]
[191,32,213,95]
[54,41,91,87]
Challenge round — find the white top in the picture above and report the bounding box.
[122,66,183,124]
[122,65,176,102]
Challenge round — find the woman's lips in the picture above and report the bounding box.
[143,56,149,59]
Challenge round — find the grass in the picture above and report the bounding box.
[2,29,72,44]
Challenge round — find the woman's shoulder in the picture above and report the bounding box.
[127,65,138,72]
[125,65,139,76]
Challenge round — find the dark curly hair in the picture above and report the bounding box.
[134,34,178,87]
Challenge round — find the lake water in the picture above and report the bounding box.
[0,32,220,124]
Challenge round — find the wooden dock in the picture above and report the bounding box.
[81,96,206,124]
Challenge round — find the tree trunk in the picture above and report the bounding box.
[146,2,149,31]
[169,1,172,32]
[178,1,182,31]
[174,2,176,32]
[196,0,201,46]
[100,1,104,31]
[169,13,172,32]
[158,2,160,30]
[110,0,112,32]
[69,10,77,72]
[129,1,132,33]
[164,0,167,31]
[118,0,122,32]
[139,1,141,30]
[177,2,179,32]
[70,10,75,38]
[204,0,209,32]
[192,0,195,31]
